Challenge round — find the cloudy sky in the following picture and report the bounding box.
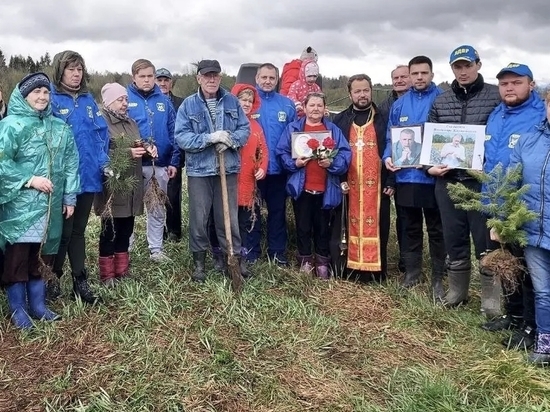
[2,0,549,85]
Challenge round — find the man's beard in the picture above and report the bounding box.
[353,99,371,110]
[505,95,529,107]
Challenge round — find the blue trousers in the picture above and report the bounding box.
[247,174,288,260]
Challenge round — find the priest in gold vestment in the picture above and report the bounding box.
[331,74,395,282]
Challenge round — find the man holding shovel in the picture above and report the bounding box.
[175,60,250,286]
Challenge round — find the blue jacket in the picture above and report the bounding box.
[509,121,550,250]
[50,85,109,193]
[384,82,443,185]
[276,117,351,209]
[175,87,250,177]
[255,88,296,175]
[127,83,180,168]
[484,91,545,174]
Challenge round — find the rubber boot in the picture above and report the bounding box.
[297,254,314,273]
[239,251,252,279]
[27,277,61,321]
[444,263,471,307]
[212,246,225,273]
[527,333,550,366]
[314,254,331,280]
[401,252,422,288]
[114,252,131,279]
[46,270,63,303]
[5,282,33,329]
[431,255,446,303]
[480,272,502,318]
[191,251,207,282]
[99,256,116,286]
[72,269,100,305]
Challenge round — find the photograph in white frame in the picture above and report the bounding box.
[291,130,332,159]
[390,125,423,167]
[420,122,486,170]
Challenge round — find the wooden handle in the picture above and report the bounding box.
[218,151,233,256]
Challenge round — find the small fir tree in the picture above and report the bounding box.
[447,164,538,290]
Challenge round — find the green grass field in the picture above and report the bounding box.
[1,186,549,411]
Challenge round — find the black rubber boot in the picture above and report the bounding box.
[431,256,446,303]
[481,314,522,332]
[401,252,422,288]
[239,255,252,279]
[191,251,207,282]
[46,270,63,303]
[72,269,100,305]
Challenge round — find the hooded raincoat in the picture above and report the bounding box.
[0,87,80,254]
[230,84,269,208]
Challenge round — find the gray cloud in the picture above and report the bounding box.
[1,0,549,83]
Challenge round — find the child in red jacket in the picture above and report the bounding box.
[280,46,318,96]
[287,59,322,117]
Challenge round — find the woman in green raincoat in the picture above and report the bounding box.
[0,72,80,330]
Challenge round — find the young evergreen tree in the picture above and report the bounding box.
[447,164,537,290]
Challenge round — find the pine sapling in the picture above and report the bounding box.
[447,164,537,291]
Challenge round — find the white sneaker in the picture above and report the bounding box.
[150,251,171,262]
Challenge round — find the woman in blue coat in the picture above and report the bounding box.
[507,91,550,365]
[48,50,109,304]
[276,93,351,279]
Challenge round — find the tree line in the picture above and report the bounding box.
[1,49,547,112]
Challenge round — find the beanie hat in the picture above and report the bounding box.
[101,82,128,107]
[19,72,50,98]
[300,46,318,62]
[304,61,320,77]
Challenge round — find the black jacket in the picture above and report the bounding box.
[377,90,399,128]
[169,92,184,112]
[427,74,500,180]
[169,92,185,167]
[332,103,395,188]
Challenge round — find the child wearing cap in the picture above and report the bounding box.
[0,72,80,330]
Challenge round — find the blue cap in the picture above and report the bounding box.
[155,68,172,79]
[496,63,533,79]
[449,45,479,64]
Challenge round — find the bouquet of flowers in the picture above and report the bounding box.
[307,136,338,160]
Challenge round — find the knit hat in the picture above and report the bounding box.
[300,46,318,62]
[19,72,50,98]
[304,61,319,77]
[101,82,128,107]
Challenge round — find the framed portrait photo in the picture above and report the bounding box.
[291,130,332,159]
[390,125,423,167]
[419,123,486,170]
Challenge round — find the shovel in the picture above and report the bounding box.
[217,151,244,294]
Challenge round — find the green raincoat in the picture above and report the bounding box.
[0,86,80,254]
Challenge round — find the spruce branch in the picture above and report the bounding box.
[447,164,537,246]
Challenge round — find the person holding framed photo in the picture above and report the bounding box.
[426,45,500,309]
[383,55,445,299]
[276,92,351,279]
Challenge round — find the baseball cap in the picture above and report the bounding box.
[496,63,533,79]
[449,45,479,65]
[155,68,172,79]
[197,60,222,75]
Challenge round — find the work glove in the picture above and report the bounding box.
[215,143,230,153]
[208,130,232,147]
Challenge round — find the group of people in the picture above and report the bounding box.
[0,44,549,367]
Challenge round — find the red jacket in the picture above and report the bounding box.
[279,59,302,96]
[231,84,269,207]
